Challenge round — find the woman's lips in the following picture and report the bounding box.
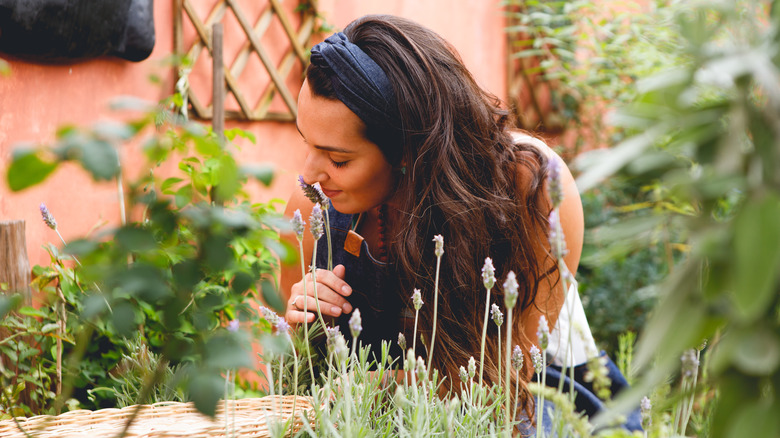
[321,188,341,198]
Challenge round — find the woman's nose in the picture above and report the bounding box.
[301,152,327,185]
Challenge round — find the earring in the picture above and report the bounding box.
[401,166,407,175]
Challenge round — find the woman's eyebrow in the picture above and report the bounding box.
[295,123,354,153]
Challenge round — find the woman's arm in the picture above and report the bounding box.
[514,138,584,357]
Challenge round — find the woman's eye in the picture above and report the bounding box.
[331,159,348,168]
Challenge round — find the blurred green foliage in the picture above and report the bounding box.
[1,96,293,417]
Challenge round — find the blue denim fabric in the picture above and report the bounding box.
[314,205,404,360]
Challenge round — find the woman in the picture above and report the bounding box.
[280,14,636,431]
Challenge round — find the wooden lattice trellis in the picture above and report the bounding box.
[173,0,318,122]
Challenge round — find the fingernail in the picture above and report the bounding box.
[331,306,341,315]
[342,285,351,295]
[343,303,352,313]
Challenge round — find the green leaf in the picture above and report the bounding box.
[6,149,59,191]
[18,306,47,318]
[161,177,184,193]
[0,294,23,318]
[111,301,138,337]
[727,399,780,438]
[116,226,157,253]
[188,371,223,417]
[214,155,240,202]
[204,332,253,370]
[231,271,254,295]
[260,280,285,315]
[241,163,274,186]
[79,140,119,180]
[732,326,780,376]
[732,193,780,321]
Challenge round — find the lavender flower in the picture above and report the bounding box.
[547,159,563,208]
[491,304,504,327]
[325,326,341,349]
[641,396,652,429]
[503,271,519,309]
[433,235,444,258]
[512,345,524,371]
[291,209,305,240]
[416,357,427,381]
[276,318,290,338]
[40,203,57,230]
[226,319,239,332]
[481,257,495,290]
[537,315,549,350]
[548,210,568,259]
[681,349,699,378]
[468,356,476,379]
[298,175,329,208]
[310,203,324,241]
[330,331,348,363]
[412,288,423,310]
[459,366,468,383]
[259,306,280,325]
[530,345,543,374]
[398,332,407,351]
[349,308,362,339]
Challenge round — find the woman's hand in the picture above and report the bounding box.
[286,264,353,323]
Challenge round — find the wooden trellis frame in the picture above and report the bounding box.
[173,0,318,122]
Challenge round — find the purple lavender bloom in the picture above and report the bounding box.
[40,203,57,230]
[681,349,699,378]
[291,209,305,240]
[530,345,543,374]
[548,210,568,259]
[349,308,362,339]
[259,305,280,325]
[310,203,324,240]
[298,175,329,208]
[398,332,407,351]
[433,235,444,258]
[503,271,519,309]
[512,345,524,370]
[276,317,291,338]
[481,257,495,290]
[547,159,563,208]
[412,288,423,310]
[491,304,504,327]
[227,319,239,332]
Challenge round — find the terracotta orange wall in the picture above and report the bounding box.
[0,0,508,269]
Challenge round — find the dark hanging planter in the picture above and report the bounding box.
[0,0,155,63]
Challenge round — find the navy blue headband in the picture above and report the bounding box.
[309,32,403,164]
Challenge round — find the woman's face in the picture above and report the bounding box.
[297,80,396,214]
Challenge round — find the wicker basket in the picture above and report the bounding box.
[0,396,315,438]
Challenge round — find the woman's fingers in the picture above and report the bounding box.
[286,264,353,322]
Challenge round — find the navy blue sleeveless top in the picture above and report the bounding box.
[314,204,406,361]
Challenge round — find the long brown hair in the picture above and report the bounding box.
[306,15,553,409]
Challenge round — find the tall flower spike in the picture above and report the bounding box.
[349,308,362,339]
[276,318,291,339]
[40,203,57,230]
[512,345,524,370]
[259,306,280,325]
[459,366,468,383]
[640,396,652,429]
[298,175,329,208]
[681,349,699,378]
[491,304,504,327]
[548,210,568,259]
[503,271,519,309]
[397,332,407,352]
[530,345,543,374]
[310,203,324,241]
[291,209,306,241]
[433,235,444,258]
[412,288,423,310]
[468,356,476,378]
[537,315,549,350]
[481,257,495,290]
[547,158,563,208]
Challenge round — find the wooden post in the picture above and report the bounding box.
[212,22,225,142]
[0,220,31,302]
